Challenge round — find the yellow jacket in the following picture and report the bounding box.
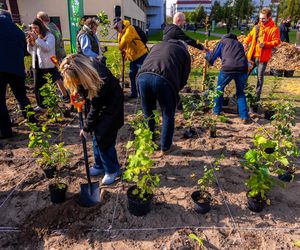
[118,20,148,62]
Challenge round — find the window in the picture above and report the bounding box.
[133,18,137,26]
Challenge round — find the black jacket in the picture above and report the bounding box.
[279,23,289,43]
[206,34,248,73]
[0,11,26,77]
[137,40,191,100]
[83,59,124,150]
[163,24,204,50]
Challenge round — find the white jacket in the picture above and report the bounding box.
[27,32,56,69]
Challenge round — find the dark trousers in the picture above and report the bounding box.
[138,73,176,151]
[0,72,31,136]
[33,68,56,107]
[129,53,147,97]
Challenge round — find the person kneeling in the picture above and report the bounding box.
[60,54,124,185]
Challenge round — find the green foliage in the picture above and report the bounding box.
[188,233,205,248]
[294,240,300,248]
[279,0,300,20]
[40,73,64,123]
[181,94,205,127]
[202,116,217,131]
[263,76,280,110]
[218,115,230,124]
[97,11,110,38]
[106,49,122,78]
[245,85,258,108]
[123,111,160,201]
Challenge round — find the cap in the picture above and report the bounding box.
[113,17,122,28]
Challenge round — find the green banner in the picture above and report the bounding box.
[67,0,84,53]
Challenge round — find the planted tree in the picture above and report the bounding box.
[123,111,160,216]
[191,157,221,214]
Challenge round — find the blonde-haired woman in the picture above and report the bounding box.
[60,54,124,185]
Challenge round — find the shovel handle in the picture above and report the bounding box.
[78,112,93,188]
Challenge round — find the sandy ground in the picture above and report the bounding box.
[0,83,299,250]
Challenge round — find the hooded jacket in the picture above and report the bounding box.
[137,40,191,100]
[0,11,26,77]
[118,20,148,62]
[206,34,248,73]
[243,19,280,63]
[83,59,124,150]
[163,24,204,50]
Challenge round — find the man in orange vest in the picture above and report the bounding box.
[243,7,280,101]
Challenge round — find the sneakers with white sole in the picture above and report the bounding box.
[89,166,105,176]
[102,170,121,185]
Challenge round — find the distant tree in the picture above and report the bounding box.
[210,1,223,23]
[195,6,207,24]
[279,0,300,21]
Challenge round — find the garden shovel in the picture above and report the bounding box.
[70,94,100,207]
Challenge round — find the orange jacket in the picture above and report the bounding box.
[243,19,280,63]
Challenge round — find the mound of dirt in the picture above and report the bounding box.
[189,37,300,71]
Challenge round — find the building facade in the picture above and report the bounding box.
[4,0,148,39]
[146,0,166,34]
[176,0,212,15]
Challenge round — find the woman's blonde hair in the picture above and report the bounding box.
[60,54,103,99]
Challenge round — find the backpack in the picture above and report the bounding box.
[133,25,148,45]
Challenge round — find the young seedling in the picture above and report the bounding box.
[123,111,160,201]
[188,233,206,249]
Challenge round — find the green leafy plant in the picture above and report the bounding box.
[294,240,300,248]
[123,111,160,201]
[181,94,205,128]
[245,85,258,108]
[202,116,217,132]
[40,73,64,123]
[198,165,219,193]
[97,11,110,38]
[188,233,205,249]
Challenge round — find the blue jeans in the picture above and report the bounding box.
[129,53,147,97]
[92,136,120,174]
[138,73,176,151]
[214,71,249,119]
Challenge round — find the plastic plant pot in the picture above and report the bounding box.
[264,147,275,154]
[49,183,67,204]
[223,97,229,106]
[284,70,295,77]
[43,166,57,179]
[127,185,153,216]
[270,68,284,77]
[278,170,294,182]
[264,110,275,120]
[210,129,217,138]
[191,190,211,214]
[247,192,266,213]
[183,127,197,139]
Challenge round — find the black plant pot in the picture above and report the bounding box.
[223,97,229,106]
[43,166,57,179]
[264,147,275,154]
[127,186,153,216]
[270,68,284,77]
[210,130,217,138]
[284,70,295,77]
[247,192,266,213]
[264,110,275,120]
[184,87,192,93]
[49,183,67,204]
[278,170,294,182]
[191,191,211,214]
[250,104,259,113]
[183,127,197,138]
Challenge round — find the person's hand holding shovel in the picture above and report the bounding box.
[80,129,88,139]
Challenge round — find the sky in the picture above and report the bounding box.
[166,0,176,16]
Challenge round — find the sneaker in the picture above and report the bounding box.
[89,166,105,176]
[102,170,121,185]
[33,106,43,112]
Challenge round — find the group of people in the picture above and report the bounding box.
[0,7,281,185]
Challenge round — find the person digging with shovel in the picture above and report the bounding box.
[60,54,124,185]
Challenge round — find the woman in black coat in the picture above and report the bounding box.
[60,54,124,185]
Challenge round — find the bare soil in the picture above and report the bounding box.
[0,82,299,250]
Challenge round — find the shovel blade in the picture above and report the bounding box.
[79,181,100,207]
